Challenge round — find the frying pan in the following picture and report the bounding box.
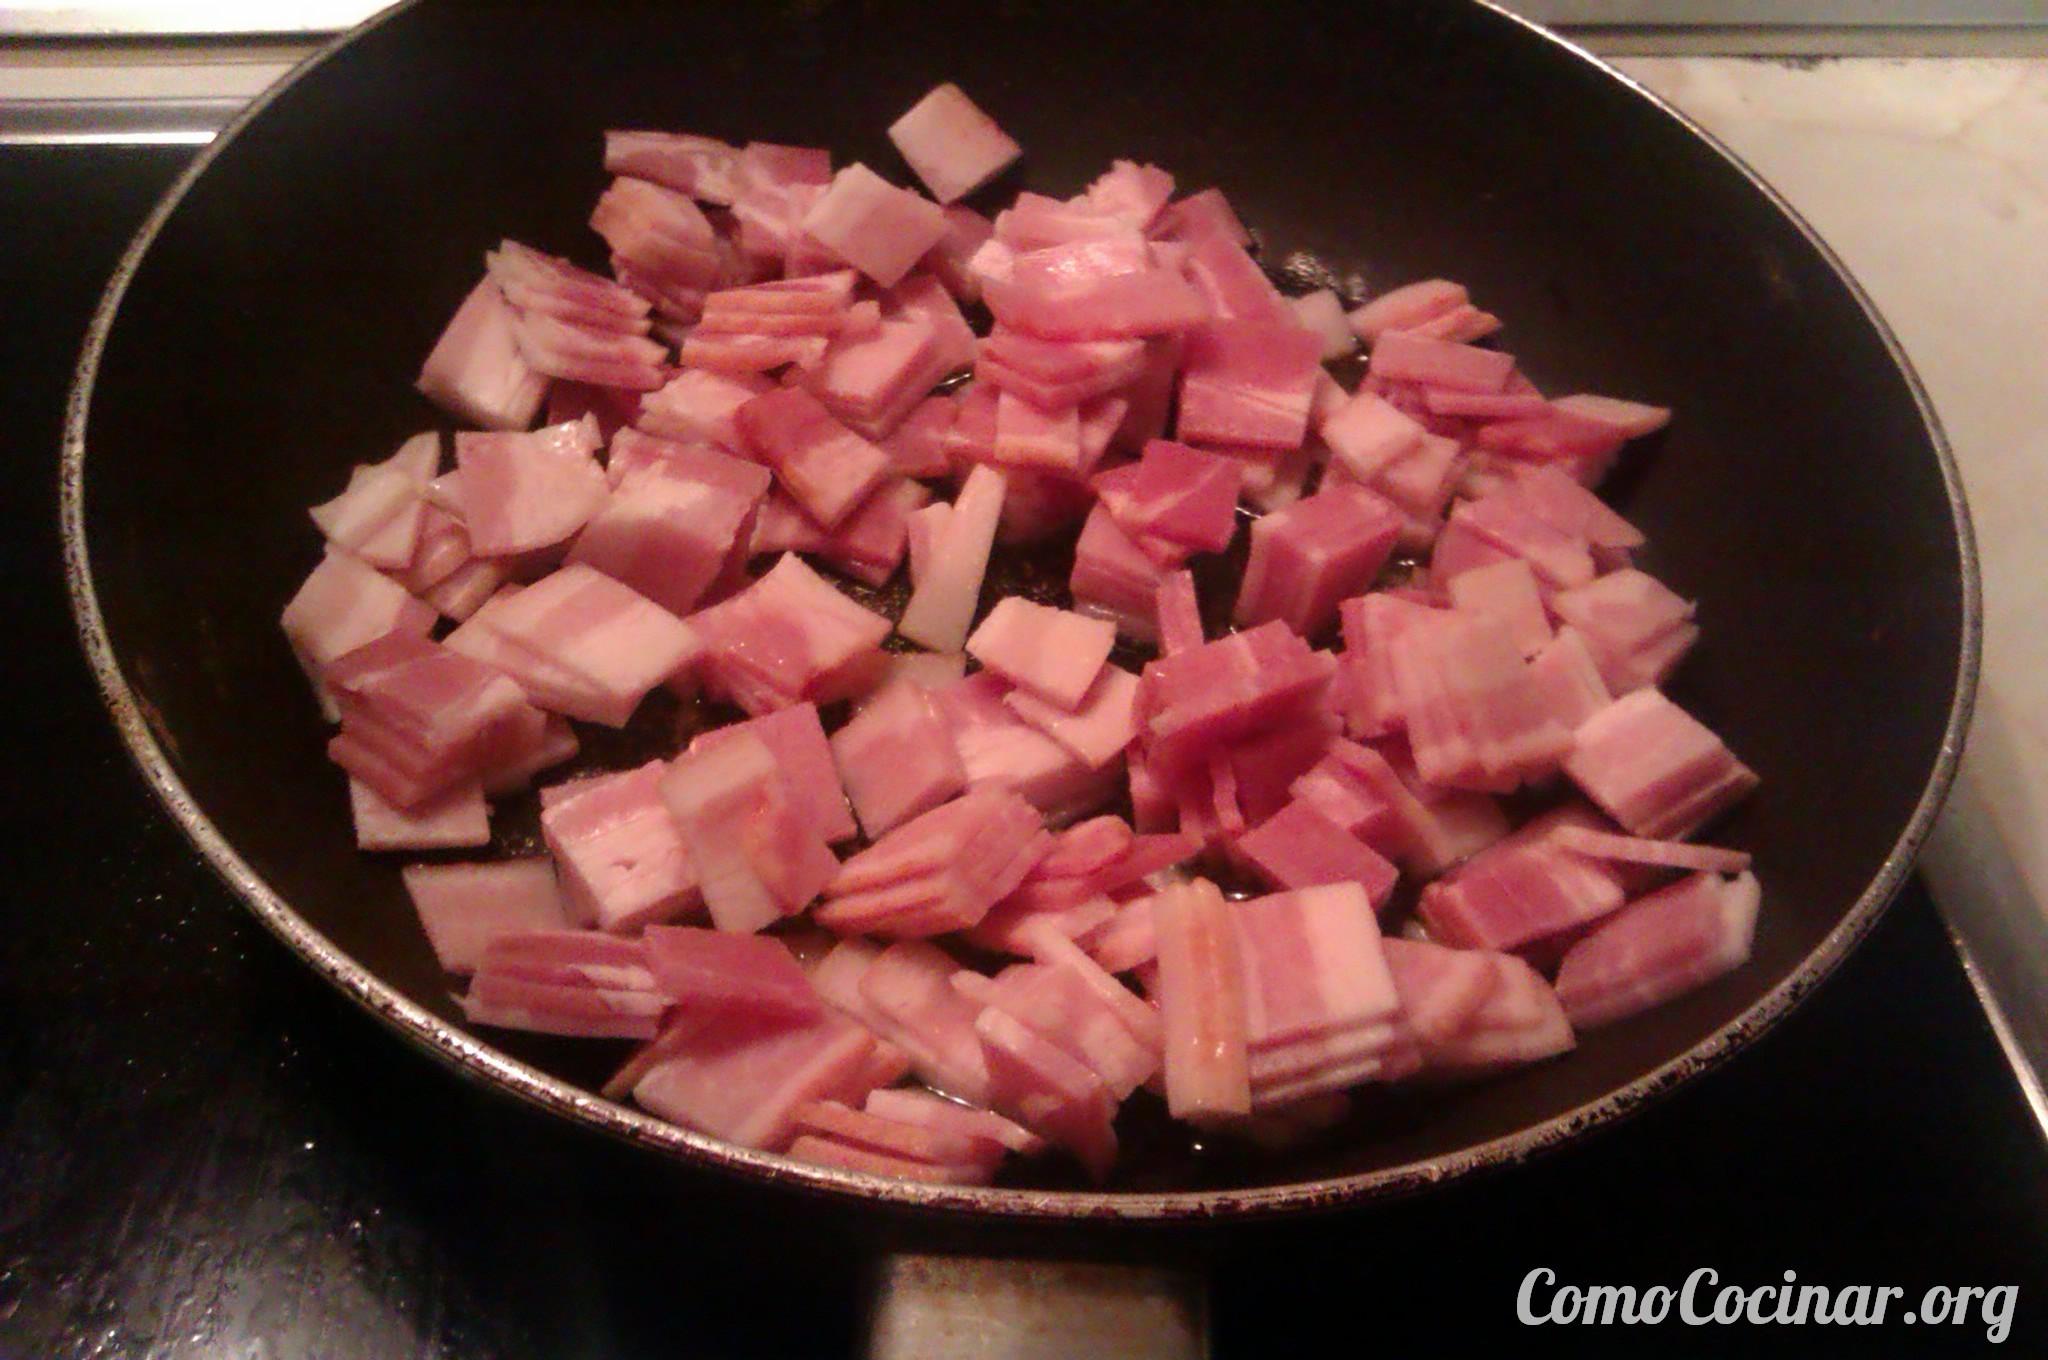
[63,0,1975,1233]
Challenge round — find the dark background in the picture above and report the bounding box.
[2,145,2043,1358]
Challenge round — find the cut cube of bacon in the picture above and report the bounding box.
[540,760,702,932]
[401,858,568,975]
[1336,592,1446,739]
[974,1005,1119,1180]
[887,82,1022,204]
[967,597,1116,709]
[818,787,1049,936]
[453,417,609,556]
[1234,483,1403,638]
[690,554,893,714]
[801,163,949,287]
[1175,320,1323,451]
[930,672,1123,818]
[1138,621,1337,777]
[1084,159,1174,230]
[831,677,968,838]
[1418,827,1628,952]
[309,461,425,570]
[1001,663,1141,770]
[1347,278,1468,343]
[1091,440,1241,554]
[837,940,995,1105]
[1369,330,1514,393]
[1179,233,1293,327]
[983,266,1208,341]
[1235,800,1399,907]
[807,315,952,441]
[1383,938,1576,1071]
[1290,288,1356,361]
[461,930,665,1040]
[643,926,822,1022]
[350,777,489,852]
[325,632,544,809]
[1508,463,1646,550]
[1152,187,1252,250]
[1564,689,1759,839]
[991,390,1083,471]
[636,368,772,453]
[1548,824,1751,875]
[972,959,1160,1100]
[1156,569,1204,655]
[864,1087,1045,1157]
[416,277,549,430]
[1549,392,1672,440]
[567,451,769,617]
[1069,503,1172,643]
[978,329,1146,410]
[898,463,1007,652]
[687,701,857,845]
[1549,569,1698,695]
[1526,627,1614,734]
[882,394,958,478]
[1554,871,1761,1028]
[632,1008,883,1150]
[1448,558,1553,659]
[792,1099,998,1174]
[736,387,893,531]
[603,129,743,203]
[1152,879,1252,1122]
[281,549,436,716]
[659,728,840,934]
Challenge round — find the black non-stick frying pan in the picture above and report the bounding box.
[64,0,1976,1226]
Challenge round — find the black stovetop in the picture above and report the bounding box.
[3,146,2043,1359]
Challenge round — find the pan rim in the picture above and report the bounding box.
[59,0,1982,1222]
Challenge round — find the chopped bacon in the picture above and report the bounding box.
[1138,621,1337,777]
[1069,503,1171,643]
[643,926,821,1021]
[350,777,489,852]
[461,930,666,1039]
[1549,569,1698,695]
[1548,824,1752,875]
[1175,320,1322,451]
[1448,558,1553,659]
[1550,392,1672,440]
[897,463,1007,652]
[930,673,1123,817]
[453,417,609,556]
[864,1087,1045,1156]
[633,1008,883,1150]
[1152,879,1252,1122]
[689,554,892,714]
[416,276,552,431]
[800,164,949,287]
[1091,439,1241,554]
[983,265,1208,341]
[972,956,1160,1099]
[1526,627,1614,733]
[1236,800,1399,906]
[831,677,968,838]
[309,460,426,571]
[1564,689,1759,839]
[281,550,436,716]
[401,858,569,975]
[1384,938,1576,1071]
[1001,664,1141,770]
[967,597,1116,709]
[818,788,1049,936]
[637,368,771,452]
[735,387,893,530]
[1418,821,1628,953]
[540,760,702,932]
[1179,233,1293,327]
[1554,871,1760,1028]
[659,728,840,933]
[1234,483,1404,638]
[1347,279,1470,343]
[974,1004,1119,1178]
[688,701,857,844]
[604,129,743,203]
[888,83,1022,204]
[1370,330,1513,393]
[567,450,768,617]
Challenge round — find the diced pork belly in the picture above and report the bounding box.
[1507,464,1645,550]
[1175,320,1322,451]
[924,204,997,302]
[1446,490,1596,590]
[990,390,1083,471]
[660,729,840,933]
[1554,871,1760,1027]
[983,264,1208,341]
[1138,621,1338,777]
[1082,159,1174,231]
[785,1132,986,1183]
[734,388,892,530]
[1156,569,1205,655]
[604,129,744,203]
[688,701,857,844]
[350,777,489,852]
[309,461,426,571]
[831,678,968,838]
[1550,392,1673,440]
[978,330,1145,410]
[1151,186,1252,250]
[1297,738,1501,877]
[452,564,696,726]
[887,83,1022,204]
[967,598,1116,709]
[974,1004,1121,1179]
[1069,503,1171,642]
[281,549,436,715]
[1548,824,1751,875]
[568,453,768,618]
[632,1008,882,1150]
[1526,627,1614,734]
[1235,800,1399,906]
[643,926,821,1022]
[810,313,954,441]
[1178,233,1292,327]
[461,930,665,1039]
[930,673,1123,818]
[972,959,1160,1100]
[540,760,702,932]
[416,277,551,431]
[1448,558,1553,659]
[690,554,892,714]
[1549,569,1698,694]
[1336,592,1445,739]
[818,787,1049,936]
[793,1099,1001,1176]
[325,632,544,809]
[1152,879,1252,1122]
[898,463,1007,652]
[1564,689,1759,838]
[845,940,996,1104]
[881,395,958,479]
[1289,288,1355,361]
[636,368,771,453]
[1370,330,1513,393]
[1001,664,1141,770]
[402,858,569,975]
[864,1087,1045,1157]
[1234,483,1403,638]
[591,177,723,321]
[1346,279,1469,343]
[1418,825,1628,952]
[487,238,651,333]
[1317,386,1426,484]
[1091,440,1241,554]
[799,163,948,287]
[1383,939,1576,1072]
[453,417,608,556]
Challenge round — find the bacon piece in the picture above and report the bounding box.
[1548,824,1751,875]
[416,277,551,430]
[1179,233,1292,327]
[887,83,1022,204]
[461,930,664,1039]
[1564,689,1759,839]
[1370,330,1513,393]
[280,550,436,716]
[807,315,952,441]
[1091,439,1242,554]
[1550,392,1672,440]
[930,673,1123,818]
[966,598,1116,709]
[974,1005,1119,1179]
[1418,826,1628,952]
[881,395,958,479]
[689,554,892,714]
[1448,557,1553,660]
[734,387,892,531]
[1153,879,1252,1122]
[540,760,701,932]
[659,729,839,933]
[864,1087,1045,1156]
[1001,664,1141,770]
[688,701,857,845]
[1176,320,1322,451]
[349,777,489,852]
[604,129,743,203]
[978,330,1146,410]
[1554,871,1761,1027]
[1347,279,1469,342]
[990,390,1083,471]
[401,858,568,975]
[831,677,969,838]
[643,926,821,1021]
[1290,288,1356,361]
[1549,569,1698,695]
[1384,939,1576,1071]
[925,204,997,301]
[636,368,771,453]
[632,1008,881,1150]
[1234,483,1403,638]
[1156,569,1205,655]
[1138,621,1338,777]
[983,266,1208,341]
[453,417,608,556]
[973,959,1159,1100]
[898,463,1007,652]
[839,940,995,1105]
[309,460,426,571]
[818,788,1049,936]
[1069,503,1172,643]
[799,163,949,287]
[1235,800,1399,906]
[568,451,768,617]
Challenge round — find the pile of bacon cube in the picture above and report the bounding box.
[282,82,1760,1185]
